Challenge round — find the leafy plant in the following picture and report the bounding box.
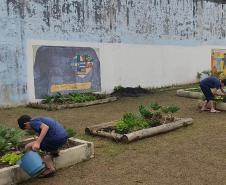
[139,105,153,119]
[0,126,25,151]
[66,128,76,138]
[1,152,22,165]
[149,102,161,111]
[42,92,101,104]
[161,105,180,121]
[115,112,148,134]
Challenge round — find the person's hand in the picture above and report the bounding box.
[32,141,40,151]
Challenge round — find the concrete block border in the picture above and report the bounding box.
[0,138,94,185]
[27,96,118,111]
[85,118,193,143]
[176,88,203,99]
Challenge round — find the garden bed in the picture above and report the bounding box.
[28,96,117,111]
[0,138,94,185]
[85,102,193,143]
[85,118,193,143]
[176,88,203,99]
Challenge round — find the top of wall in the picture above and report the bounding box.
[1,0,226,46]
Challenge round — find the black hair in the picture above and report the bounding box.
[17,115,31,129]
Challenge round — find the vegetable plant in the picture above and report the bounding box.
[0,152,22,165]
[115,112,148,134]
[115,102,180,134]
[41,92,106,104]
[0,126,25,151]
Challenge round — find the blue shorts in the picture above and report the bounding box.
[40,137,68,152]
[200,84,214,101]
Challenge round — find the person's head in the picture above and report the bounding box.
[221,78,226,88]
[17,115,32,130]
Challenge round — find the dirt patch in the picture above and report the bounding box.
[111,86,152,97]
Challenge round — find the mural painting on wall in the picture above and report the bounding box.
[211,49,226,78]
[34,46,101,99]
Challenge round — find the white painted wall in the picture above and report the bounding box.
[26,39,222,102]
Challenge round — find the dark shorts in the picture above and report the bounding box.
[40,136,68,152]
[200,84,214,101]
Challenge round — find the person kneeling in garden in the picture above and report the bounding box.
[200,76,226,113]
[17,115,68,178]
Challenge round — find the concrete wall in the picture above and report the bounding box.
[1,0,226,106]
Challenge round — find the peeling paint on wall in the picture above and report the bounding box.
[1,0,226,106]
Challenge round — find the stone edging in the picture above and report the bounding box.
[176,89,203,99]
[28,97,118,111]
[0,138,94,185]
[85,118,193,143]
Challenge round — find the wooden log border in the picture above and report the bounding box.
[85,118,193,143]
[176,89,203,99]
[27,97,118,111]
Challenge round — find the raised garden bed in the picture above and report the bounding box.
[85,118,193,143]
[0,138,94,185]
[85,103,193,143]
[176,88,203,99]
[28,96,117,111]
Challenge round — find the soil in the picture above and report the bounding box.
[1,89,226,185]
[111,86,153,97]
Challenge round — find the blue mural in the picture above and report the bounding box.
[34,46,101,99]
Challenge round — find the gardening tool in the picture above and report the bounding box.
[17,151,45,177]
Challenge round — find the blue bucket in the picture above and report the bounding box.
[18,151,45,177]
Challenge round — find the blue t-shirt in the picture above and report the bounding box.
[200,76,221,89]
[30,117,68,141]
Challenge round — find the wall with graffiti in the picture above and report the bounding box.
[1,0,226,106]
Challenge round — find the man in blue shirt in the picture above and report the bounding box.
[17,115,68,177]
[200,76,226,112]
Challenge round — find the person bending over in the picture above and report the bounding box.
[200,76,226,113]
[17,115,68,178]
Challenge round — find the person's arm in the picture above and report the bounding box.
[32,123,49,151]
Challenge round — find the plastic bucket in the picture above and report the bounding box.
[18,151,45,176]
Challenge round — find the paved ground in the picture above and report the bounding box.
[1,90,226,185]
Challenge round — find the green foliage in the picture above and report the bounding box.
[168,105,180,113]
[115,120,130,134]
[214,96,226,102]
[115,113,148,134]
[0,126,25,151]
[66,128,76,138]
[41,92,104,104]
[115,103,180,134]
[149,102,161,111]
[1,152,22,165]
[138,105,153,118]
